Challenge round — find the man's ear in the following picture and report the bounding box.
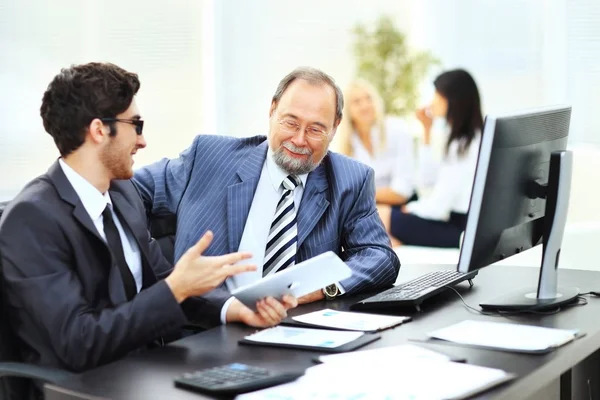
[88,118,110,144]
[329,118,341,139]
[333,117,341,129]
[269,101,277,118]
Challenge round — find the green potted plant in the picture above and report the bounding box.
[353,16,439,116]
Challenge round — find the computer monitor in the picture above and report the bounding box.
[457,105,579,311]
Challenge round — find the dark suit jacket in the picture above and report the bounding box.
[0,161,222,372]
[133,135,400,307]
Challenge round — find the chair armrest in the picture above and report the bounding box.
[0,362,72,383]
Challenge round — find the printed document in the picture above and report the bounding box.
[292,308,410,332]
[428,320,580,353]
[318,343,452,365]
[236,358,514,400]
[243,326,364,348]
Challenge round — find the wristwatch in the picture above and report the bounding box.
[322,284,340,300]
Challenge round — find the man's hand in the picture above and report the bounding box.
[297,289,325,305]
[165,231,256,303]
[226,296,298,328]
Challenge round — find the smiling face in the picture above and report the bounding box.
[268,79,338,175]
[100,98,146,180]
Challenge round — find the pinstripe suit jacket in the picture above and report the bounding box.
[133,135,400,310]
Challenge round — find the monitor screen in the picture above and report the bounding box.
[457,105,579,311]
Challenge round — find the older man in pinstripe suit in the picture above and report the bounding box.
[134,67,400,328]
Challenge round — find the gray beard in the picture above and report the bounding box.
[272,146,319,175]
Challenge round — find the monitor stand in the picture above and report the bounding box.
[479,286,579,312]
[480,151,580,312]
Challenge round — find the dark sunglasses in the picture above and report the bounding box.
[100,118,144,135]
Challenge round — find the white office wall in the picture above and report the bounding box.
[0,0,205,200]
[214,0,546,136]
[564,0,600,145]
[213,0,413,137]
[2,0,599,200]
[213,0,600,145]
[411,0,600,145]
[410,0,547,113]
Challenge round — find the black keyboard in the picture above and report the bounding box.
[174,363,303,396]
[351,270,478,312]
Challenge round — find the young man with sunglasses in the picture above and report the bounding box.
[0,62,296,375]
[134,67,400,323]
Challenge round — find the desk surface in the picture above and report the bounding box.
[47,264,600,400]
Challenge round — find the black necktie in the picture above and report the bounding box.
[102,205,137,300]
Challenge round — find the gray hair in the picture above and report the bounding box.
[271,66,344,124]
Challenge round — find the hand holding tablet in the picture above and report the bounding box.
[231,252,352,310]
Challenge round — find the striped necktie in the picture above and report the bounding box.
[263,175,301,277]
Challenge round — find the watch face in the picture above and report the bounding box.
[324,284,338,297]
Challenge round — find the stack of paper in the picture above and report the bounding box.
[427,320,582,353]
[290,308,411,332]
[243,326,364,348]
[240,325,382,352]
[236,356,515,400]
[317,343,454,365]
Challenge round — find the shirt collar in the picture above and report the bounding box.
[58,158,112,221]
[266,147,308,192]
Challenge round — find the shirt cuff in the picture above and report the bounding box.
[404,202,416,213]
[220,296,236,324]
[335,282,346,295]
[390,182,415,199]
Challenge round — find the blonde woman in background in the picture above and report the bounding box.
[334,79,417,206]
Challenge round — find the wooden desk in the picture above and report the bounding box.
[45,264,600,399]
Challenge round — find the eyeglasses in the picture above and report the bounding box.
[277,118,329,141]
[100,118,144,135]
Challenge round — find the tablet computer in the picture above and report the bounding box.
[231,251,352,310]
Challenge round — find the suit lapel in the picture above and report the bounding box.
[47,161,104,243]
[297,162,329,249]
[227,142,268,253]
[47,161,129,304]
[110,190,158,287]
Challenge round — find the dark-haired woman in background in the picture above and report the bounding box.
[378,69,484,248]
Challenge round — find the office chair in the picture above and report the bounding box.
[0,201,72,400]
[148,212,177,265]
[148,212,211,331]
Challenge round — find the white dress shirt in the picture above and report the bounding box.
[351,117,415,198]
[219,148,308,322]
[59,159,143,292]
[405,134,481,221]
